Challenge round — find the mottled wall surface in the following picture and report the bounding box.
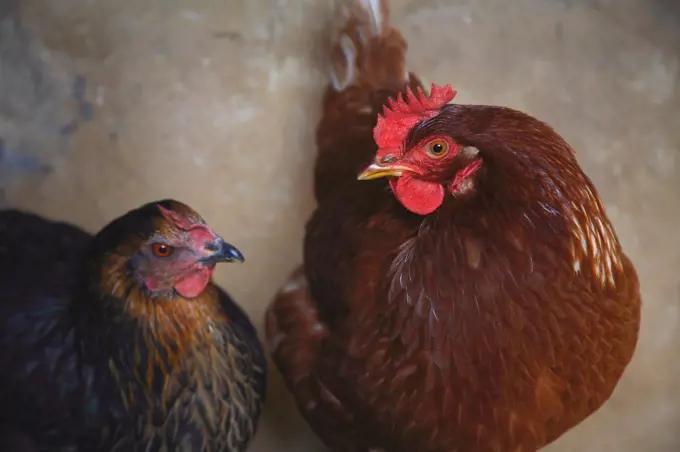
[1,0,678,450]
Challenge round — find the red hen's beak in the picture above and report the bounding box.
[357,163,414,181]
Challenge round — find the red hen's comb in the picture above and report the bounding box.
[384,83,457,116]
[374,83,457,151]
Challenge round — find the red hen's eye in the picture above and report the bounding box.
[427,140,449,158]
[151,243,173,258]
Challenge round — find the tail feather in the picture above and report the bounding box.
[328,0,408,93]
[314,0,423,201]
[265,266,326,384]
[266,267,361,449]
[265,266,329,411]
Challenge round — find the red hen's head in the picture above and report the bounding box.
[90,199,244,300]
[359,83,483,216]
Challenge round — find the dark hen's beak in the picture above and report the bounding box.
[357,163,413,181]
[200,238,245,265]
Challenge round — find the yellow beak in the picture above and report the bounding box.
[357,163,413,181]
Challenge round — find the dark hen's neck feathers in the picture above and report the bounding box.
[67,246,267,451]
[73,250,228,408]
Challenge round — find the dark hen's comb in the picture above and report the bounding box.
[373,83,457,150]
[158,204,204,230]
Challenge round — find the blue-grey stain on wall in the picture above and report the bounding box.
[0,137,53,175]
[60,75,95,136]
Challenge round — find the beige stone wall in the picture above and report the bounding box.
[1,0,678,450]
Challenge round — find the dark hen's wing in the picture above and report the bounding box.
[217,287,268,406]
[140,288,268,452]
[213,287,268,450]
[0,210,94,448]
[0,425,39,452]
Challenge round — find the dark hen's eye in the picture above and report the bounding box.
[151,243,173,258]
[427,140,449,158]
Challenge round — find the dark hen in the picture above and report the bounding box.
[0,200,266,452]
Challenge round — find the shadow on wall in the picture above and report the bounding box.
[0,0,16,22]
[0,0,85,206]
[652,0,680,20]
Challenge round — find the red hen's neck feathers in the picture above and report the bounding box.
[362,103,628,335]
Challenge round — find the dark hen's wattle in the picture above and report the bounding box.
[0,202,266,452]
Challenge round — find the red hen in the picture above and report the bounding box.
[265,0,641,451]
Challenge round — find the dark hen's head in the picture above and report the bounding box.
[358,83,585,216]
[76,201,258,420]
[87,199,243,302]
